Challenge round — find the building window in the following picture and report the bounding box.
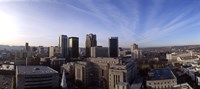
[102,70,104,76]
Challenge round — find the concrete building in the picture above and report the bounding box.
[69,37,79,58]
[49,46,55,58]
[37,46,44,55]
[130,43,138,50]
[109,62,136,89]
[75,61,89,88]
[50,57,66,71]
[115,82,130,89]
[172,83,193,89]
[86,33,97,57]
[59,35,68,59]
[49,46,60,58]
[130,43,142,60]
[16,66,59,89]
[109,37,118,57]
[146,68,177,89]
[177,56,199,63]
[91,46,108,57]
[74,58,137,89]
[131,50,142,60]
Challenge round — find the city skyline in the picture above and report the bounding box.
[1,0,200,47]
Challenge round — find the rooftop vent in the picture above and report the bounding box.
[34,68,40,70]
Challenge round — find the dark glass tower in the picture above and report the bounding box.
[59,35,68,59]
[109,37,118,57]
[86,33,97,57]
[69,37,79,58]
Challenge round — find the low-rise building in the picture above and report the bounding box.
[16,66,59,89]
[91,46,108,58]
[146,68,177,89]
[172,83,193,89]
[115,82,130,89]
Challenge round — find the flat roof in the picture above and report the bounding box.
[17,66,58,75]
[148,68,175,80]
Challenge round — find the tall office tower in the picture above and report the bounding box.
[59,35,68,59]
[25,42,29,51]
[86,33,97,57]
[25,42,31,66]
[69,37,79,58]
[109,37,118,57]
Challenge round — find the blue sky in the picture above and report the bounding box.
[0,0,200,47]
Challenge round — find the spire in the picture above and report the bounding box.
[61,69,67,89]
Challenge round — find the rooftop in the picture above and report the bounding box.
[17,66,58,75]
[180,56,199,60]
[148,68,175,80]
[173,83,193,89]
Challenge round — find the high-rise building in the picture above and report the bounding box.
[25,42,29,51]
[69,37,79,58]
[59,35,68,59]
[109,37,118,57]
[86,33,97,57]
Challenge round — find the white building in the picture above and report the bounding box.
[172,83,193,89]
[146,68,177,89]
[115,82,130,89]
[16,66,59,89]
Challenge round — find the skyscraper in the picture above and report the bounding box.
[69,37,79,58]
[25,42,29,51]
[59,35,68,59]
[86,33,97,57]
[109,37,118,57]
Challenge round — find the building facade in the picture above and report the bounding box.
[59,35,68,59]
[69,37,79,58]
[86,33,97,57]
[74,58,137,89]
[146,68,177,89]
[130,44,142,60]
[109,37,118,57]
[16,66,59,89]
[91,46,108,57]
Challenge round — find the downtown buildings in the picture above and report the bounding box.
[58,35,79,59]
[86,33,97,57]
[73,57,137,89]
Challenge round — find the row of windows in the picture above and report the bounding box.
[25,82,52,86]
[25,76,52,79]
[25,79,52,82]
[148,81,176,85]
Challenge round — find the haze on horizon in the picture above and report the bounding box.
[0,0,200,47]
